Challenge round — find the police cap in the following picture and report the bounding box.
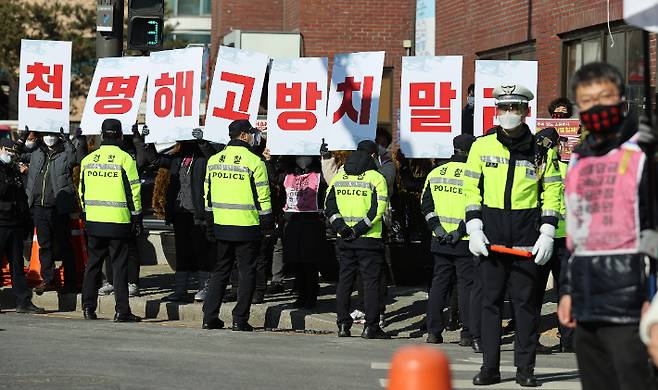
[0,138,17,152]
[492,84,534,104]
[228,119,258,138]
[356,140,378,156]
[101,119,123,137]
[453,134,476,152]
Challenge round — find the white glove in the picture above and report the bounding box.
[466,219,489,257]
[532,224,555,265]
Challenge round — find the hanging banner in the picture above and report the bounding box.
[18,39,71,133]
[266,57,329,156]
[145,47,203,144]
[80,57,149,135]
[326,51,385,151]
[415,0,436,56]
[624,0,658,33]
[205,46,269,144]
[474,60,538,137]
[400,56,462,158]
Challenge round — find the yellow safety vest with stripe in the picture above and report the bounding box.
[421,160,468,240]
[463,132,562,248]
[204,144,271,227]
[556,161,567,239]
[78,145,142,225]
[326,168,388,239]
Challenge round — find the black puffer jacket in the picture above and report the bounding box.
[563,115,655,324]
[0,161,32,235]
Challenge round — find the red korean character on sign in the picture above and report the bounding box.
[276,82,322,131]
[333,76,374,125]
[154,71,194,118]
[212,72,255,121]
[94,76,140,115]
[409,81,456,132]
[26,62,63,109]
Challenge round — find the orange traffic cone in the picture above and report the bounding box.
[1,256,11,286]
[25,228,43,287]
[387,346,452,390]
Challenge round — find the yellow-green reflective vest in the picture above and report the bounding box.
[327,168,388,239]
[556,161,567,239]
[204,145,271,227]
[422,161,469,240]
[78,145,142,224]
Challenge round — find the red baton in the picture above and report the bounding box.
[489,245,533,258]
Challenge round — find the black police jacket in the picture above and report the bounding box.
[0,162,32,234]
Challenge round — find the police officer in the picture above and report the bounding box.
[421,134,476,345]
[202,119,273,331]
[464,85,562,386]
[79,119,143,322]
[0,139,44,314]
[325,140,389,339]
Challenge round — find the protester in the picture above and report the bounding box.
[79,119,142,322]
[325,140,389,339]
[421,134,476,345]
[201,119,273,331]
[464,84,563,386]
[462,84,475,135]
[558,62,655,390]
[0,139,44,314]
[548,97,574,119]
[17,127,85,294]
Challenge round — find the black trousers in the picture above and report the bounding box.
[202,240,259,323]
[575,322,655,390]
[470,256,483,340]
[105,238,140,285]
[255,235,276,293]
[357,262,389,315]
[294,263,319,306]
[336,246,382,328]
[82,235,130,314]
[480,252,539,370]
[0,226,30,306]
[172,212,215,273]
[535,238,574,346]
[426,252,474,337]
[32,206,76,286]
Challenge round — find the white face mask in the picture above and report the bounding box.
[25,140,36,149]
[497,112,523,130]
[43,135,58,147]
[0,152,11,164]
[467,96,475,107]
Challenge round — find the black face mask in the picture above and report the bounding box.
[579,102,624,134]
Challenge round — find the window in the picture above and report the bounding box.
[562,27,650,117]
[477,43,537,61]
[166,0,212,16]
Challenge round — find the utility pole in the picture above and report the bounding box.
[96,0,124,59]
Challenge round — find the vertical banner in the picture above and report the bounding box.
[266,57,329,155]
[624,0,658,33]
[146,47,203,144]
[326,51,385,151]
[400,56,462,158]
[474,60,538,137]
[80,57,149,135]
[415,0,436,56]
[205,46,269,144]
[19,39,71,133]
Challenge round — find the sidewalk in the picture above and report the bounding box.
[0,264,563,345]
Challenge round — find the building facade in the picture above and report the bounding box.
[208,0,655,138]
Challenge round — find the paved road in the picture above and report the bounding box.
[0,313,580,390]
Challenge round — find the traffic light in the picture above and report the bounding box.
[127,0,164,51]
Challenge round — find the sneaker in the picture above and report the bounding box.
[98,282,114,296]
[350,309,366,324]
[194,287,208,302]
[128,283,140,297]
[266,282,285,295]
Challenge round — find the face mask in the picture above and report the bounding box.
[43,135,58,147]
[25,140,36,149]
[296,156,313,169]
[467,96,475,107]
[579,103,624,134]
[497,111,523,130]
[0,152,10,164]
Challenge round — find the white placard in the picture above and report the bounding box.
[474,60,538,137]
[624,0,658,33]
[266,57,329,156]
[205,46,269,144]
[326,51,385,151]
[145,47,203,143]
[80,56,149,135]
[400,56,462,158]
[19,39,71,133]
